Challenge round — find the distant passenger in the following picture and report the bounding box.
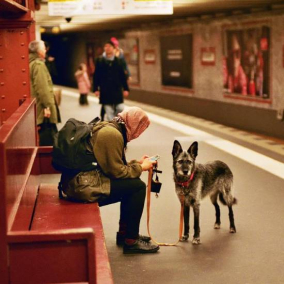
[93,40,129,121]
[45,42,58,84]
[98,37,131,121]
[111,37,131,81]
[75,63,91,105]
[29,40,61,146]
[45,41,62,106]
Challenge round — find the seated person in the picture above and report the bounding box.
[61,107,159,254]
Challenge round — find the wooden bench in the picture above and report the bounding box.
[0,99,113,284]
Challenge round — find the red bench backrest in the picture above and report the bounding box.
[0,99,37,280]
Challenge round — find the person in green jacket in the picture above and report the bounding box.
[62,107,159,254]
[29,40,60,146]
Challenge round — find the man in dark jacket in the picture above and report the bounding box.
[93,41,129,121]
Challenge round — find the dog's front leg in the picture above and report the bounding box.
[181,205,190,241]
[192,203,201,244]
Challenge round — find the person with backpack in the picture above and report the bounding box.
[57,107,159,254]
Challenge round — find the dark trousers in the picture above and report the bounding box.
[38,121,58,146]
[99,178,146,239]
[79,94,88,105]
[100,105,105,121]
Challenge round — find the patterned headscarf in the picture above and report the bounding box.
[118,107,150,142]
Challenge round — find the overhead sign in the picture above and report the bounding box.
[48,0,173,16]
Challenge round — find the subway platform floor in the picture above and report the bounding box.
[42,86,284,284]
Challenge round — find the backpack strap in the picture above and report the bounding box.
[88,116,100,125]
[58,180,64,199]
[58,172,79,200]
[58,173,69,200]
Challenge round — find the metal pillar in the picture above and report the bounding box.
[0,0,35,125]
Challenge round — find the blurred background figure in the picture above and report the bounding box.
[45,42,58,83]
[75,63,91,105]
[111,37,131,81]
[93,40,129,121]
[29,40,61,146]
[97,37,131,120]
[45,41,62,105]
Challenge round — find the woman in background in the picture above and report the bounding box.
[75,63,91,105]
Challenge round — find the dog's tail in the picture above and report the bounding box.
[219,193,237,206]
[218,177,237,206]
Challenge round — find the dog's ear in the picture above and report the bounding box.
[172,140,183,158]
[188,141,198,159]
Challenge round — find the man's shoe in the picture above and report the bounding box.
[116,232,151,246]
[123,239,159,254]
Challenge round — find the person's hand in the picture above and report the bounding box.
[123,90,129,97]
[139,155,149,164]
[43,107,51,118]
[141,158,157,171]
[95,91,100,97]
[48,56,55,62]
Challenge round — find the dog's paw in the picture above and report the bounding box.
[214,223,221,229]
[192,237,201,245]
[180,234,189,242]
[230,227,236,233]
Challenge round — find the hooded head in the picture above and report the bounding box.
[110,37,119,48]
[118,107,150,142]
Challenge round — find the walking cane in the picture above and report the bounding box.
[146,167,185,246]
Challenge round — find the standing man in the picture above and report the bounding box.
[93,40,129,121]
[29,40,61,146]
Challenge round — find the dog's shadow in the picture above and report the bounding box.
[177,229,236,267]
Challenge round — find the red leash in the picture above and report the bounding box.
[147,168,184,246]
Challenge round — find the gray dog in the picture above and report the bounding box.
[172,140,237,244]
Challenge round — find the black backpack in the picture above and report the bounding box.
[52,117,100,175]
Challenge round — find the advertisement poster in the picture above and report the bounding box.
[223,26,270,99]
[160,34,193,89]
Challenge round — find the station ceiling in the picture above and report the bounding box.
[36,0,284,33]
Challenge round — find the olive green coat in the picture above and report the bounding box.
[63,122,143,203]
[29,53,59,125]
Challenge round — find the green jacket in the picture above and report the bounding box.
[63,122,143,203]
[29,53,59,125]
